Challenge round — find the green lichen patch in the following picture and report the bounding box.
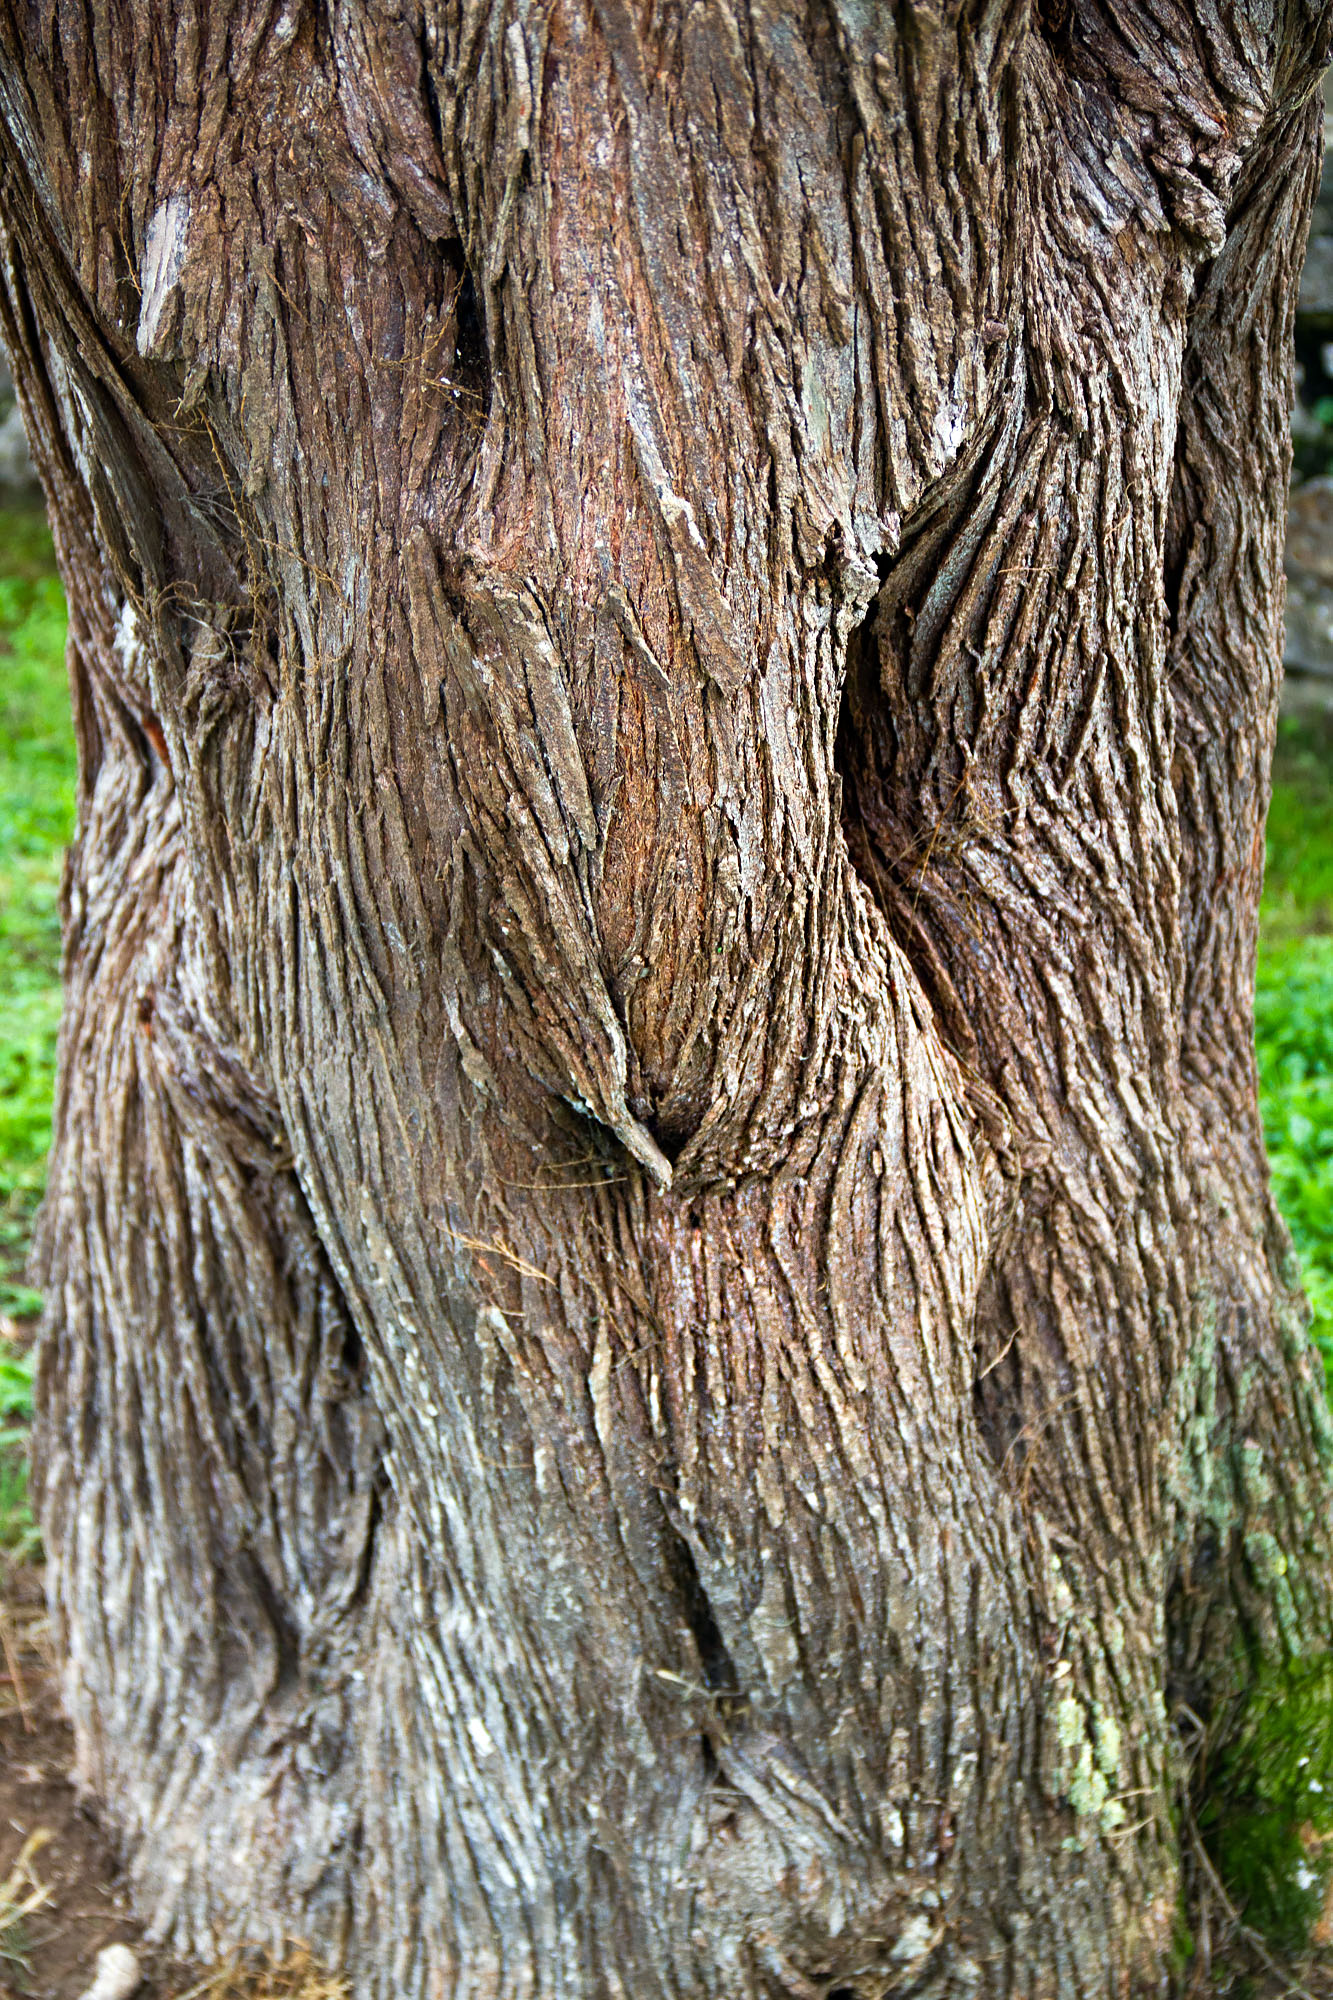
[1199,1653,1333,1951]
[1052,1690,1125,1839]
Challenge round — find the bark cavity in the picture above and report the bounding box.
[441,238,491,431]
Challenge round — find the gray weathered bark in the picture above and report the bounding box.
[3,0,1333,1991]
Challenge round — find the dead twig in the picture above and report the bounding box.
[0,1605,32,1732]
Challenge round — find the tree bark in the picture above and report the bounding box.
[3,0,1333,1991]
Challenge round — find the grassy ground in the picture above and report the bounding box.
[0,506,70,1561]
[1256,712,1333,1383]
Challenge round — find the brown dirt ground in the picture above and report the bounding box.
[2,1551,1332,2000]
[0,1562,195,2000]
[0,1564,346,2000]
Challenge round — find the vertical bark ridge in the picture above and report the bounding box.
[29,542,384,1959]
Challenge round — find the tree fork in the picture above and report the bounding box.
[3,0,1333,1991]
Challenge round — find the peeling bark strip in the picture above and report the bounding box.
[4,0,1333,1991]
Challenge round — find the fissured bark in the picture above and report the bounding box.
[3,0,1333,1991]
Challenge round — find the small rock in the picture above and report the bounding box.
[1287,478,1333,583]
[1287,480,1333,678]
[1300,232,1333,319]
[0,352,35,493]
[0,401,35,491]
[75,1943,142,2000]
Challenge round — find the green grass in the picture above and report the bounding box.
[0,504,69,1559]
[1198,1653,1333,1953]
[0,1343,36,1561]
[1256,712,1333,1386]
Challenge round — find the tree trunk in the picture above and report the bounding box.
[4,0,1333,1990]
